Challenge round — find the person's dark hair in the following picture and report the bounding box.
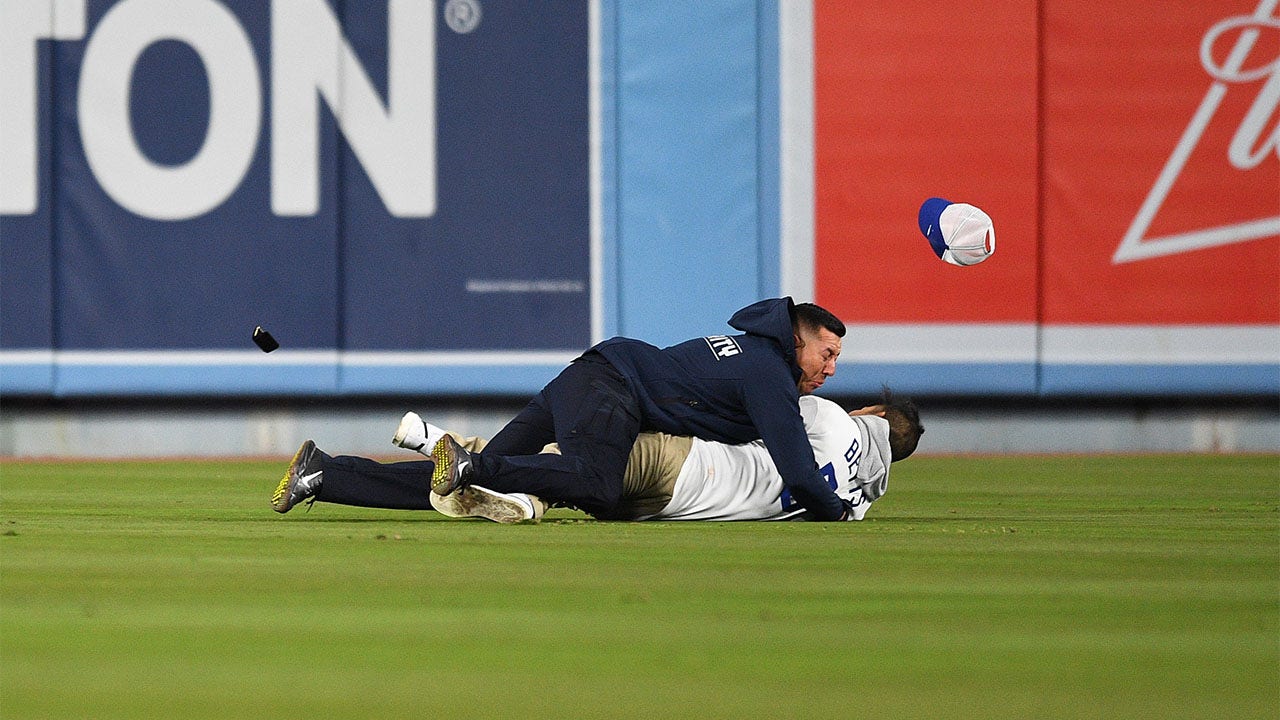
[880,386,923,461]
[791,302,845,338]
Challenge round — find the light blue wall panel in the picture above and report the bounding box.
[613,0,774,345]
[755,0,781,297]
[53,362,340,398]
[821,363,1040,399]
[1041,365,1280,397]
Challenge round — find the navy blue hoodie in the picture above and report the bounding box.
[592,297,845,521]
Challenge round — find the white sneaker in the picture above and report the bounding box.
[392,411,447,457]
[430,485,547,524]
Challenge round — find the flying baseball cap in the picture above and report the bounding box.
[918,197,995,266]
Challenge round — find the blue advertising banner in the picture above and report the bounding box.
[0,3,57,392]
[1,0,595,396]
[338,1,592,352]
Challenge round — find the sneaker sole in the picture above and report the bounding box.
[430,486,535,524]
[429,436,458,495]
[272,440,314,513]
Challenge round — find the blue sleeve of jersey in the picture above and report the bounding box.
[741,376,845,521]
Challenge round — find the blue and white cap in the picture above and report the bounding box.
[918,198,995,266]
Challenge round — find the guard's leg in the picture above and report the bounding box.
[315,452,438,510]
[466,356,640,516]
[482,394,556,456]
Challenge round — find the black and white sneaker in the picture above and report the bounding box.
[429,434,473,496]
[272,440,323,513]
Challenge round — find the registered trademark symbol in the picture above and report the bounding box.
[444,0,481,34]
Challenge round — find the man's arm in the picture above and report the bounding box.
[742,380,847,521]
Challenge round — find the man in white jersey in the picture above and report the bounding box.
[644,395,891,521]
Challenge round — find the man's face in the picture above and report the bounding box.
[793,326,842,395]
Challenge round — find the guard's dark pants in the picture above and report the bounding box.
[315,453,436,510]
[314,353,641,518]
[471,352,641,518]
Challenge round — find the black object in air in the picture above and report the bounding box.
[253,326,279,353]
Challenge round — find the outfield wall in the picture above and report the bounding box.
[2,0,1276,403]
[2,399,1277,458]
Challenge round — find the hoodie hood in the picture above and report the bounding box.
[849,415,892,501]
[727,297,797,369]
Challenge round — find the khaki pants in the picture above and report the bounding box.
[536,431,692,520]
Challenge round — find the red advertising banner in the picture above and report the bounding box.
[814,0,1039,324]
[815,0,1279,326]
[1043,0,1278,324]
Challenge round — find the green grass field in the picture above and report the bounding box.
[2,454,1276,719]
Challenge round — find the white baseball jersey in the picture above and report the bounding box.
[650,395,893,521]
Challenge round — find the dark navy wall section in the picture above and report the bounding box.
[340,2,591,352]
[52,1,341,354]
[0,24,55,392]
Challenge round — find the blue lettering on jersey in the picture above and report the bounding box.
[820,462,838,490]
[845,437,860,476]
[780,462,839,511]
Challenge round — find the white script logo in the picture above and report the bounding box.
[1115,0,1279,263]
